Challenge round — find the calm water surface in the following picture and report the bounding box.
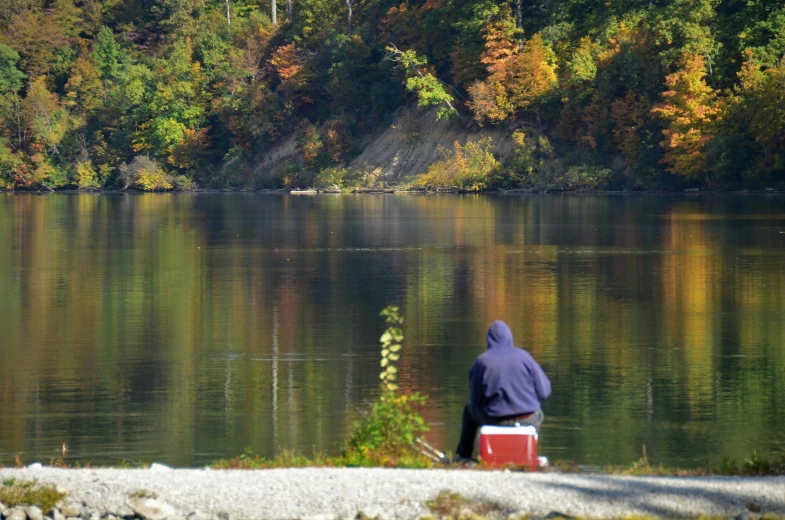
[1,193,783,467]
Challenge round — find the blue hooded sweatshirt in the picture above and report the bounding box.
[469,320,552,417]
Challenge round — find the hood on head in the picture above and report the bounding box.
[486,320,514,350]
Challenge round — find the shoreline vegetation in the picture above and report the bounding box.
[5,447,785,477]
[1,1,784,195]
[2,186,785,194]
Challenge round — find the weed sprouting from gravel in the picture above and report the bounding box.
[426,490,507,519]
[129,489,159,500]
[0,479,66,512]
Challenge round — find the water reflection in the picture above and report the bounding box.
[0,193,783,467]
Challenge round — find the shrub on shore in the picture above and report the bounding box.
[117,156,198,192]
[0,478,65,513]
[411,134,613,192]
[312,167,363,190]
[414,138,500,192]
[214,305,432,470]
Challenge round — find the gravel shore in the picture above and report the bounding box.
[1,467,784,520]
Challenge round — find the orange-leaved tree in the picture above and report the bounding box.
[651,54,723,178]
[467,16,558,126]
[611,90,651,166]
[271,42,313,104]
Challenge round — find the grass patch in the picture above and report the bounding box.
[212,446,433,469]
[548,460,582,473]
[0,479,66,512]
[214,446,785,474]
[213,448,336,469]
[425,490,507,520]
[603,446,785,477]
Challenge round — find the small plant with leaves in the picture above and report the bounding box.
[379,305,404,391]
[744,450,772,476]
[339,305,431,467]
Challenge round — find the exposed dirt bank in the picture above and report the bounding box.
[248,106,519,183]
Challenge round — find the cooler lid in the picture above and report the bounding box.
[479,425,537,437]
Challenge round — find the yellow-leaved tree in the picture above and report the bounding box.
[651,54,723,178]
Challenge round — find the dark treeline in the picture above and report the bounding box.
[0,0,783,191]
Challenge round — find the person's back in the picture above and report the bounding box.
[455,320,551,460]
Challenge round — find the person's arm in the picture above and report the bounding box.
[526,354,551,401]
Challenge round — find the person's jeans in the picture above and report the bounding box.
[455,403,544,459]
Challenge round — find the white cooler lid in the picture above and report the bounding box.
[480,425,537,437]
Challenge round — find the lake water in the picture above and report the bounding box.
[0,193,783,468]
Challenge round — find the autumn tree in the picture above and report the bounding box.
[22,76,71,159]
[0,43,23,185]
[652,54,723,178]
[152,0,206,37]
[271,43,311,99]
[380,2,421,51]
[65,50,104,115]
[0,0,39,28]
[502,35,558,114]
[19,76,81,187]
[168,127,211,169]
[468,30,558,125]
[610,90,651,166]
[449,3,514,88]
[1,10,68,78]
[296,120,323,167]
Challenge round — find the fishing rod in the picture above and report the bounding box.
[412,437,447,463]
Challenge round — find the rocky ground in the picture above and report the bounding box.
[1,466,784,520]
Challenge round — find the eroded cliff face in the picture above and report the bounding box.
[348,107,518,182]
[250,131,299,182]
[252,106,520,184]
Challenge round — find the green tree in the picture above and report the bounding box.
[386,44,457,120]
[94,26,125,83]
[0,44,25,109]
[133,38,208,169]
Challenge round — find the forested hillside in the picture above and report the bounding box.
[0,0,783,191]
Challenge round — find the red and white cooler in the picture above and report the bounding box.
[479,425,540,468]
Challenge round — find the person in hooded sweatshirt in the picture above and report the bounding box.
[455,320,552,460]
